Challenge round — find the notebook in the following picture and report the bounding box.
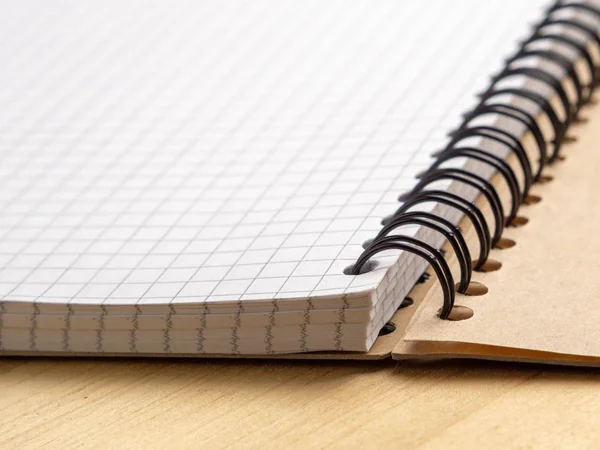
[1,0,599,364]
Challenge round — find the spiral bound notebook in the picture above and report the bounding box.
[1,0,600,365]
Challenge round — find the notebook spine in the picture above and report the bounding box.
[345,1,600,320]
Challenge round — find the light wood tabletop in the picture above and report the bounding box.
[1,356,599,449]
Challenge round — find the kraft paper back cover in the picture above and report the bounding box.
[395,100,600,366]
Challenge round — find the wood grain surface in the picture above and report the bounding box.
[1,357,599,449]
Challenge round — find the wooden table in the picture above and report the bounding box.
[1,357,599,448]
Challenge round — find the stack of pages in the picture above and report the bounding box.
[0,0,595,355]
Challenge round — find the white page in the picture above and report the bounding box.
[0,1,547,317]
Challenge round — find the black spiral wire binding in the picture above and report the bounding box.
[458,103,548,174]
[345,1,600,320]
[528,32,596,86]
[493,67,574,125]
[506,48,587,111]
[428,147,522,226]
[409,168,506,245]
[478,87,566,160]
[386,190,492,270]
[547,0,600,18]
[447,126,535,196]
[362,211,473,294]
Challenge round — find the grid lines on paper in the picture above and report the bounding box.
[0,0,548,307]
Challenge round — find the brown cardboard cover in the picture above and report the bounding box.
[395,100,600,365]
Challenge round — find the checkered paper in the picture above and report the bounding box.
[0,0,549,353]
